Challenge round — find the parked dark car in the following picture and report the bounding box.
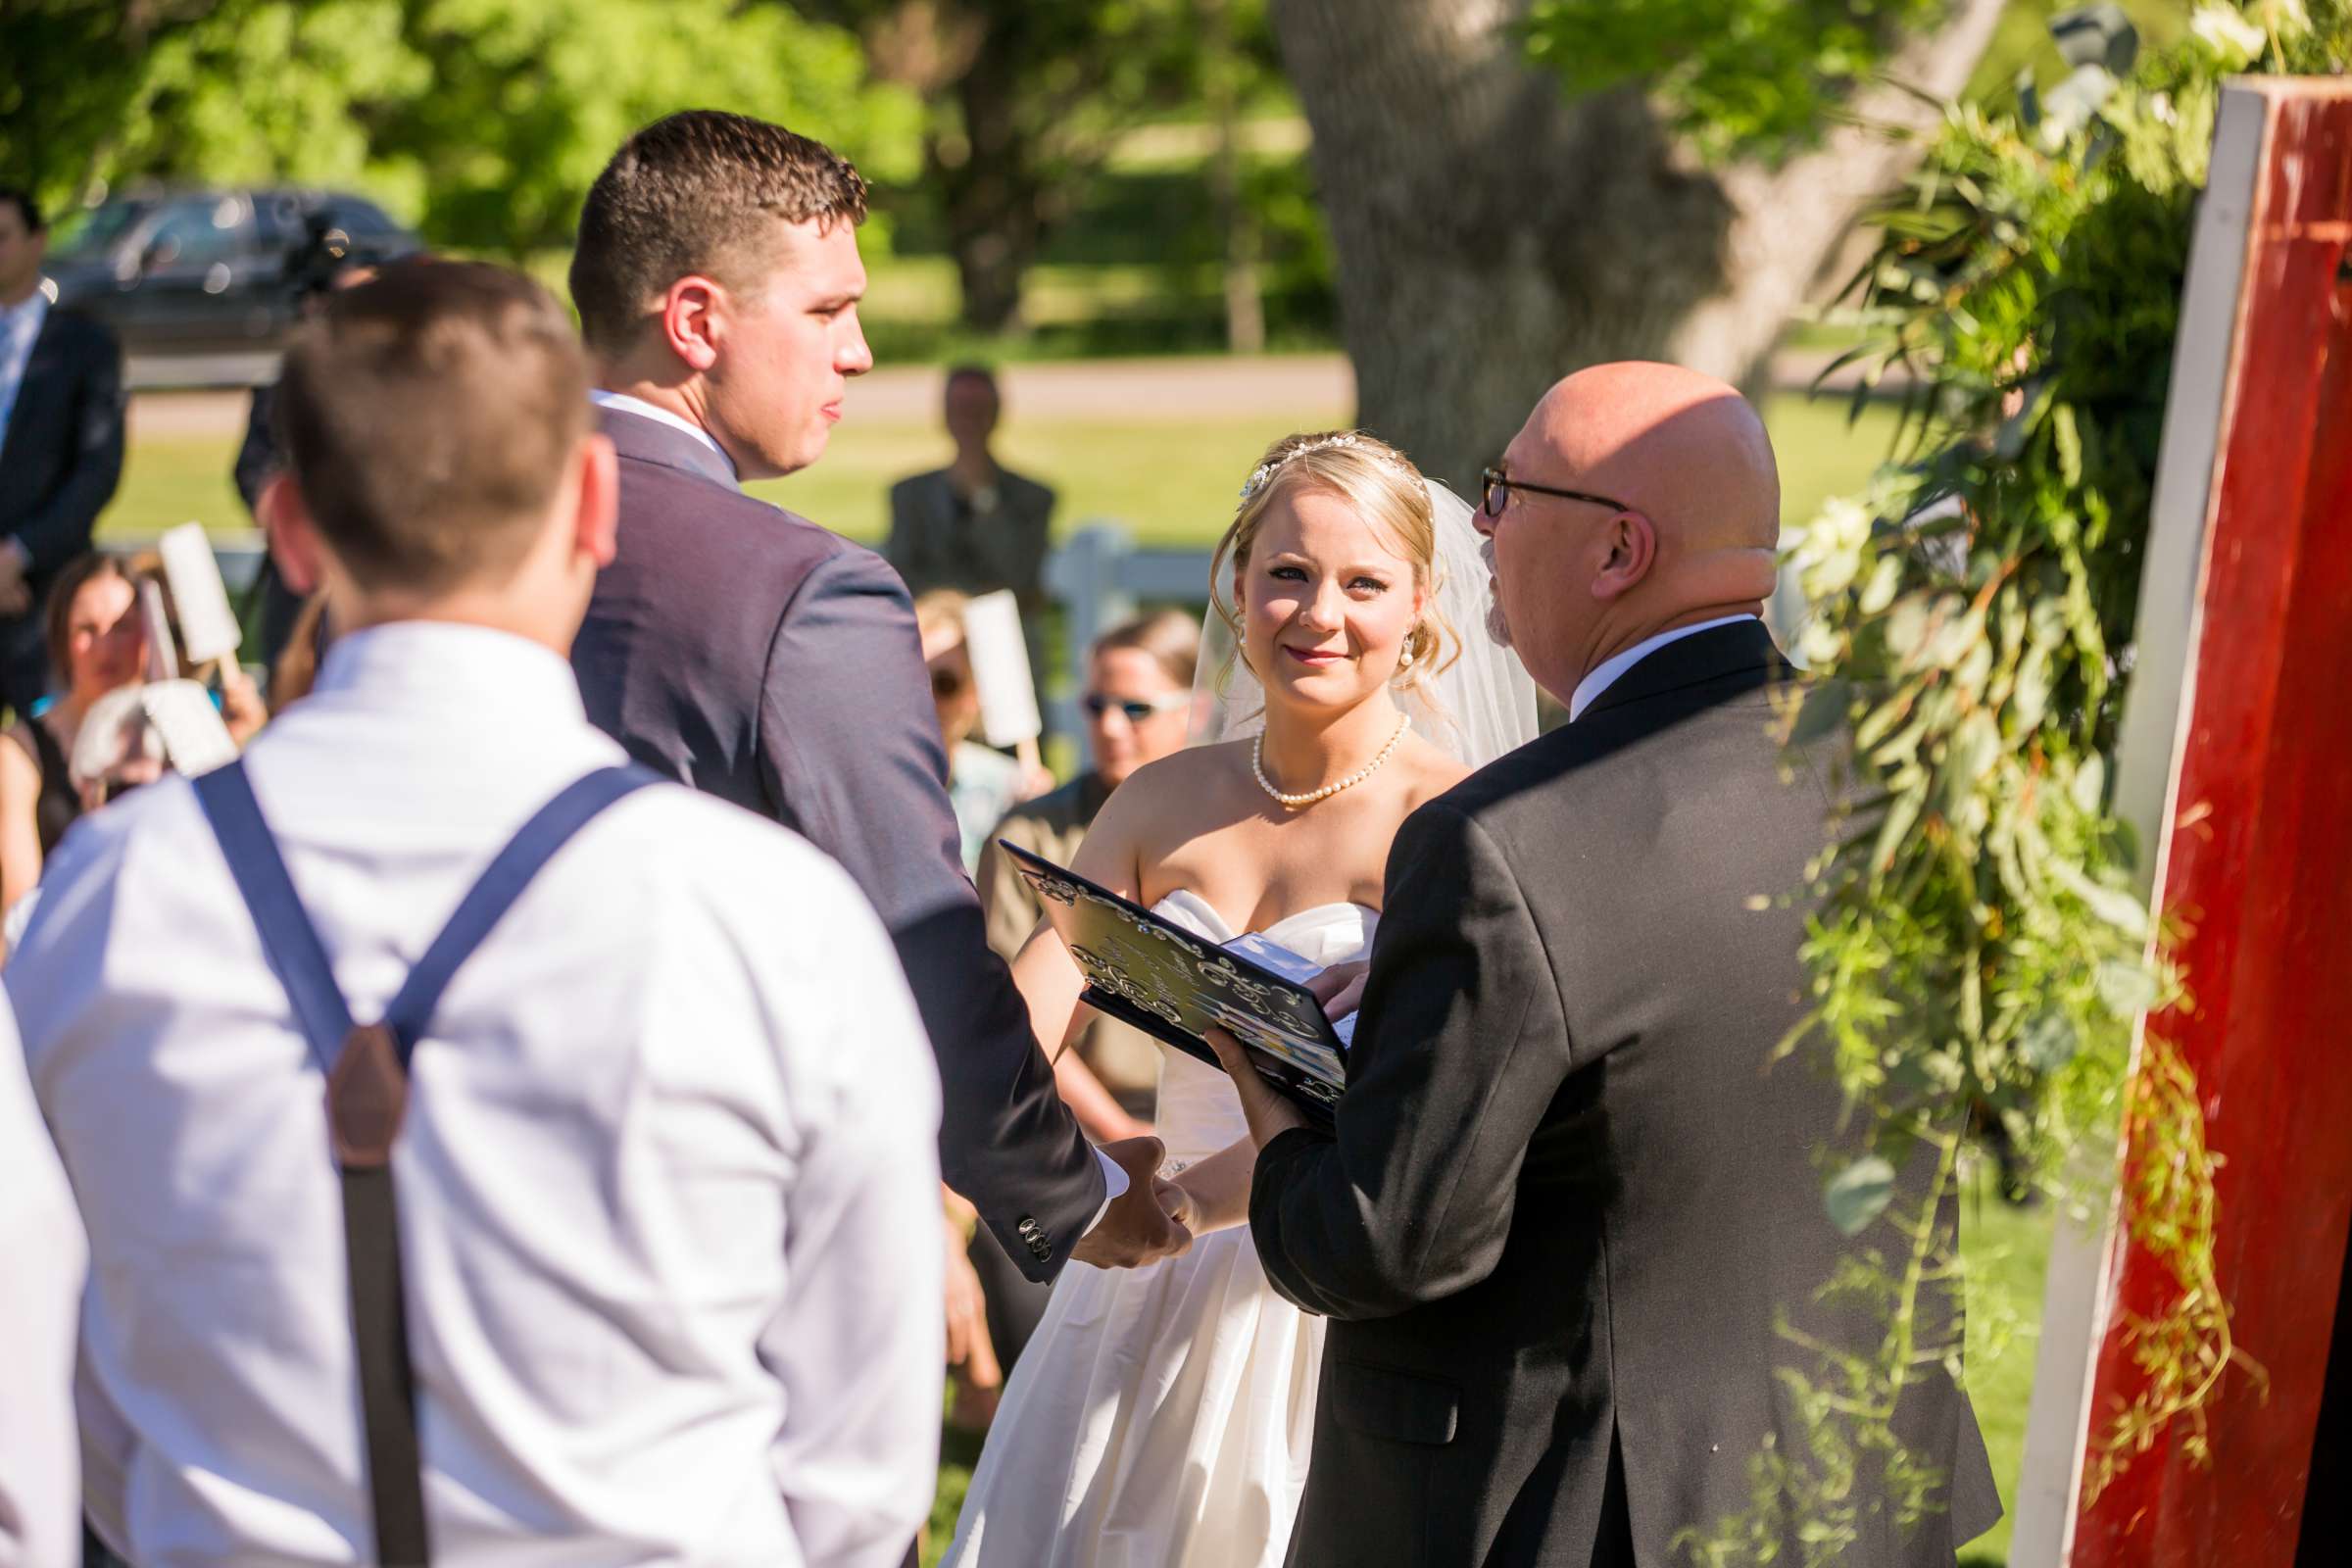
[46,189,418,353]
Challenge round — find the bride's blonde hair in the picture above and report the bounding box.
[1207,430,1460,698]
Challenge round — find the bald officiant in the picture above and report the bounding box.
[1214,364,1998,1567]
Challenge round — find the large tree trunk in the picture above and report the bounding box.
[938,23,1048,334]
[1269,0,2008,489]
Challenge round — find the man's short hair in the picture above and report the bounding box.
[0,187,42,233]
[276,261,590,593]
[946,364,998,396]
[569,110,868,356]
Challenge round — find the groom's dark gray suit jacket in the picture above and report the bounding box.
[1250,619,1999,1566]
[571,406,1103,1280]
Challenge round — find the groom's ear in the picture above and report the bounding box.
[1590,511,1657,603]
[658,275,726,373]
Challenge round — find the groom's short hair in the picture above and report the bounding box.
[570,110,869,356]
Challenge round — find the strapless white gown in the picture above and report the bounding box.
[943,891,1377,1568]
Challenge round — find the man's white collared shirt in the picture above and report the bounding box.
[1568,614,1760,721]
[8,621,944,1568]
[589,388,737,478]
[0,286,50,451]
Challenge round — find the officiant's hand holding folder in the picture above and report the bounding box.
[1001,843,1353,1129]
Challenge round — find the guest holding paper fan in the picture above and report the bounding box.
[916,587,1049,871]
[0,553,145,911]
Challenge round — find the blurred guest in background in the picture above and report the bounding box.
[0,554,144,912]
[0,187,125,721]
[886,367,1056,616]
[916,587,1046,872]
[233,220,411,670]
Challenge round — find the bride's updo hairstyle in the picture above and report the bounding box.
[1206,429,1461,696]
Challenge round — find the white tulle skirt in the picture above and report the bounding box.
[944,891,1373,1568]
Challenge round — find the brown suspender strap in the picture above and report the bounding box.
[195,761,658,1565]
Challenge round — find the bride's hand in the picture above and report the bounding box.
[1307,960,1369,1021]
[1204,1027,1312,1148]
[1154,1173,1200,1235]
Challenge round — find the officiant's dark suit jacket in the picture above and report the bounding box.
[0,305,124,716]
[571,406,1102,1280]
[1250,619,2000,1566]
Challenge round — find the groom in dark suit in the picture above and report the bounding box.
[565,112,1186,1281]
[1214,364,1998,1565]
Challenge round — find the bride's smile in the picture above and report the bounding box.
[1237,488,1424,710]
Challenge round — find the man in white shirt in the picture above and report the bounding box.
[7,261,944,1567]
[0,1002,83,1568]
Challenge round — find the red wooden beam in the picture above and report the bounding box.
[2072,80,2352,1566]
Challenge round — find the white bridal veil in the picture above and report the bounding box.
[1192,477,1540,770]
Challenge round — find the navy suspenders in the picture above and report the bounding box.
[193,760,658,1567]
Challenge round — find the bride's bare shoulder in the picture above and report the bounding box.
[1397,734,1473,811]
[1102,742,1251,820]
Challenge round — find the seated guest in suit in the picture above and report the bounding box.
[885,366,1055,612]
[566,111,1183,1281]
[0,187,125,720]
[0,553,146,912]
[7,261,947,1568]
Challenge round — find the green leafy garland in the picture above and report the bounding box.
[1684,5,2348,1559]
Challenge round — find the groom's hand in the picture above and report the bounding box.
[1070,1135,1193,1269]
[1307,960,1369,1020]
[1204,1027,1312,1148]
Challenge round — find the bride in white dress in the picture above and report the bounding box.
[944,431,1536,1568]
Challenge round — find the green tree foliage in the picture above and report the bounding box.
[1681,5,2350,1558]
[1523,0,1952,162]
[0,0,245,206]
[802,0,1257,331]
[6,0,920,258]
[388,0,919,256]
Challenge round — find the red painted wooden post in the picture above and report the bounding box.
[2068,80,2352,1566]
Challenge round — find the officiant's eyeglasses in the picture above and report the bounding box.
[1082,692,1190,724]
[1480,466,1632,520]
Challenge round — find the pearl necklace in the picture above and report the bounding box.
[1251,715,1411,811]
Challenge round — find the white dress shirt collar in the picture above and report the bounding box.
[0,286,51,442]
[311,619,586,720]
[588,388,736,479]
[1568,613,1759,722]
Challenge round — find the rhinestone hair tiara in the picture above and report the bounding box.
[1237,431,1407,501]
